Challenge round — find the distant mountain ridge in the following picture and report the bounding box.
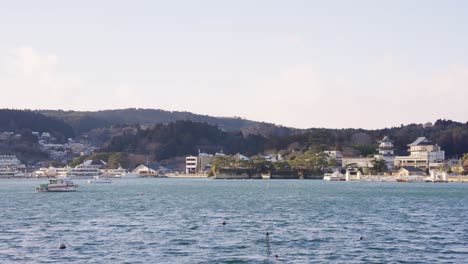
[38,108,295,136]
[0,109,74,139]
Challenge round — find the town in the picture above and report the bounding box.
[1,129,467,183]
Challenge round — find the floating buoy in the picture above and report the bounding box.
[59,243,66,249]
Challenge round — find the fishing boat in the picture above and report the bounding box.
[87,175,112,184]
[36,179,79,192]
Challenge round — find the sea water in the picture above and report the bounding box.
[0,178,467,263]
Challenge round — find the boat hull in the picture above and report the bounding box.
[36,186,78,192]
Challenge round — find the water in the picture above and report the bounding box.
[0,179,467,263]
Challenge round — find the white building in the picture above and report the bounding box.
[186,156,198,174]
[185,153,214,174]
[342,157,373,168]
[324,150,343,165]
[394,137,445,169]
[374,136,395,169]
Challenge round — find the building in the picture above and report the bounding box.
[342,157,373,168]
[185,156,197,174]
[233,153,250,161]
[374,136,395,169]
[185,153,214,174]
[258,153,283,162]
[398,167,426,176]
[394,137,445,169]
[324,150,343,165]
[132,164,167,176]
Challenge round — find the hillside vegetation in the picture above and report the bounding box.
[1,109,468,164]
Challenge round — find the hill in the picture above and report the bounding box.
[38,108,294,137]
[0,109,74,140]
[100,119,468,163]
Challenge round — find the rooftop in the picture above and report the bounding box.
[408,137,433,146]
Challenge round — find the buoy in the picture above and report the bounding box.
[59,243,66,249]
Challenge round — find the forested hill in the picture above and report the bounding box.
[101,119,468,161]
[1,109,467,160]
[101,121,267,161]
[39,108,294,136]
[0,109,74,140]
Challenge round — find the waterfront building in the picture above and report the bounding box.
[394,137,445,169]
[186,156,197,174]
[342,157,373,168]
[185,153,213,174]
[374,136,395,169]
[132,164,171,176]
[398,167,426,176]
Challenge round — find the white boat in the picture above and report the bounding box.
[57,161,104,179]
[88,175,112,184]
[103,165,138,178]
[36,179,79,192]
[323,171,346,181]
[0,167,26,178]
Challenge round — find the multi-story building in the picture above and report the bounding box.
[374,136,395,169]
[185,153,214,174]
[394,137,445,169]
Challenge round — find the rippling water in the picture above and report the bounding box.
[0,178,467,263]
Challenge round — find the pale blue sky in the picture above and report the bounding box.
[1,0,467,128]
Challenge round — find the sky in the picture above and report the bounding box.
[1,0,467,129]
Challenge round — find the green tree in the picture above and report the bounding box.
[289,149,328,172]
[108,152,129,169]
[370,158,387,175]
[251,156,274,173]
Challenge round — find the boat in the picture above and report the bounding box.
[57,161,104,179]
[0,167,26,178]
[323,171,346,181]
[36,179,79,192]
[102,164,138,178]
[87,175,112,184]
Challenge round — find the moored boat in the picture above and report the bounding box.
[323,171,346,181]
[87,175,112,184]
[36,179,79,192]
